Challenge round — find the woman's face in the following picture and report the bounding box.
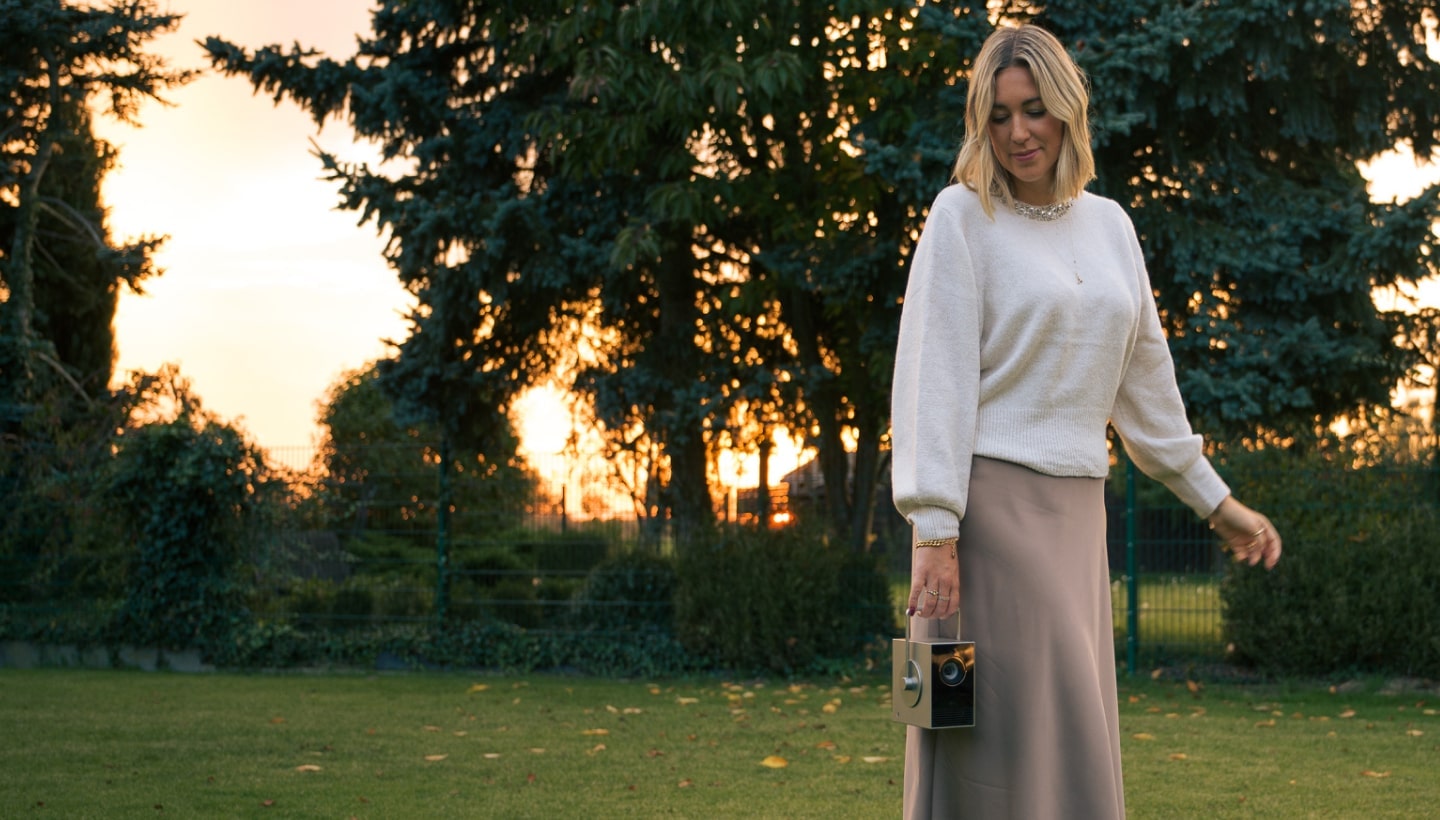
[987,65,1065,205]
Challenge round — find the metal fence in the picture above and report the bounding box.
[3,437,1437,671]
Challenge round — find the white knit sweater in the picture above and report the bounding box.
[891,185,1230,543]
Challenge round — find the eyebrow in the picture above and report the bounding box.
[992,96,1044,110]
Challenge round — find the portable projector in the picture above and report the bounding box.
[892,623,976,729]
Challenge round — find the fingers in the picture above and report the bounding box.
[1227,513,1281,571]
[908,548,959,619]
[1258,515,1282,570]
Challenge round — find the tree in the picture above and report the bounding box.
[311,362,539,543]
[1043,0,1440,439]
[204,2,979,549]
[0,0,191,420]
[205,1,1440,554]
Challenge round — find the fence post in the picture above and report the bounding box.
[436,436,452,625]
[1125,457,1139,676]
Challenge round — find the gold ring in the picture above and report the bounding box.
[937,595,951,602]
[1251,526,1266,538]
[926,589,938,597]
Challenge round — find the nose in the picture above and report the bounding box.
[1010,119,1030,145]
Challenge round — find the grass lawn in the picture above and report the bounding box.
[1,668,1435,818]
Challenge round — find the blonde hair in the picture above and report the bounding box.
[953,25,1096,218]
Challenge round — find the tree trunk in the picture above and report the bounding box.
[652,245,715,547]
[757,429,772,526]
[0,134,56,418]
[847,420,882,553]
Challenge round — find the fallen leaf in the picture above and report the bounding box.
[588,744,606,755]
[452,731,468,737]
[834,755,852,764]
[623,707,643,715]
[529,748,546,754]
[816,740,837,750]
[582,729,610,736]
[1150,668,1164,680]
[269,717,285,725]
[1168,753,1188,761]
[647,749,665,758]
[526,773,536,783]
[606,705,619,714]
[1339,709,1356,719]
[1186,680,1201,694]
[423,725,442,733]
[760,755,788,769]
[678,779,694,788]
[1361,770,1391,778]
[424,755,448,762]
[1406,729,1424,737]
[1254,719,1276,728]
[1133,733,1156,741]
[862,756,890,764]
[261,799,275,807]
[483,753,501,759]
[294,765,322,773]
[467,684,489,693]
[676,697,699,705]
[822,703,839,715]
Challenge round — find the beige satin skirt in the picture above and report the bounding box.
[903,457,1123,820]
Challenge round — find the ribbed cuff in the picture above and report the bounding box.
[908,506,961,544]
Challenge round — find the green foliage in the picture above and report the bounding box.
[572,551,678,633]
[1,0,190,413]
[675,527,892,674]
[209,619,704,678]
[1050,1,1440,438]
[1219,438,1440,677]
[307,363,540,544]
[105,376,274,652]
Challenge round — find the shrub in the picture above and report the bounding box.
[572,551,678,632]
[674,527,892,674]
[106,412,271,653]
[1220,442,1440,677]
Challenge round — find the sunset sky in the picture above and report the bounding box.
[98,1,1438,472]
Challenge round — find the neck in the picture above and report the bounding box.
[1011,178,1056,206]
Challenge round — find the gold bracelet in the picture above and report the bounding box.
[914,538,957,559]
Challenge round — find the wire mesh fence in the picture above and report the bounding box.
[3,435,1438,671]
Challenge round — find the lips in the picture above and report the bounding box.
[1013,148,1041,162]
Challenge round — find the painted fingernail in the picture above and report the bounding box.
[906,607,915,617]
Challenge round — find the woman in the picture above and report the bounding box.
[890,24,1282,819]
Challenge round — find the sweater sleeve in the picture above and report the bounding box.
[890,194,982,542]
[1110,219,1230,518]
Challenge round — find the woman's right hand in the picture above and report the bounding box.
[907,538,960,620]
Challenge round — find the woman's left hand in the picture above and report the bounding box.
[1207,496,1282,570]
